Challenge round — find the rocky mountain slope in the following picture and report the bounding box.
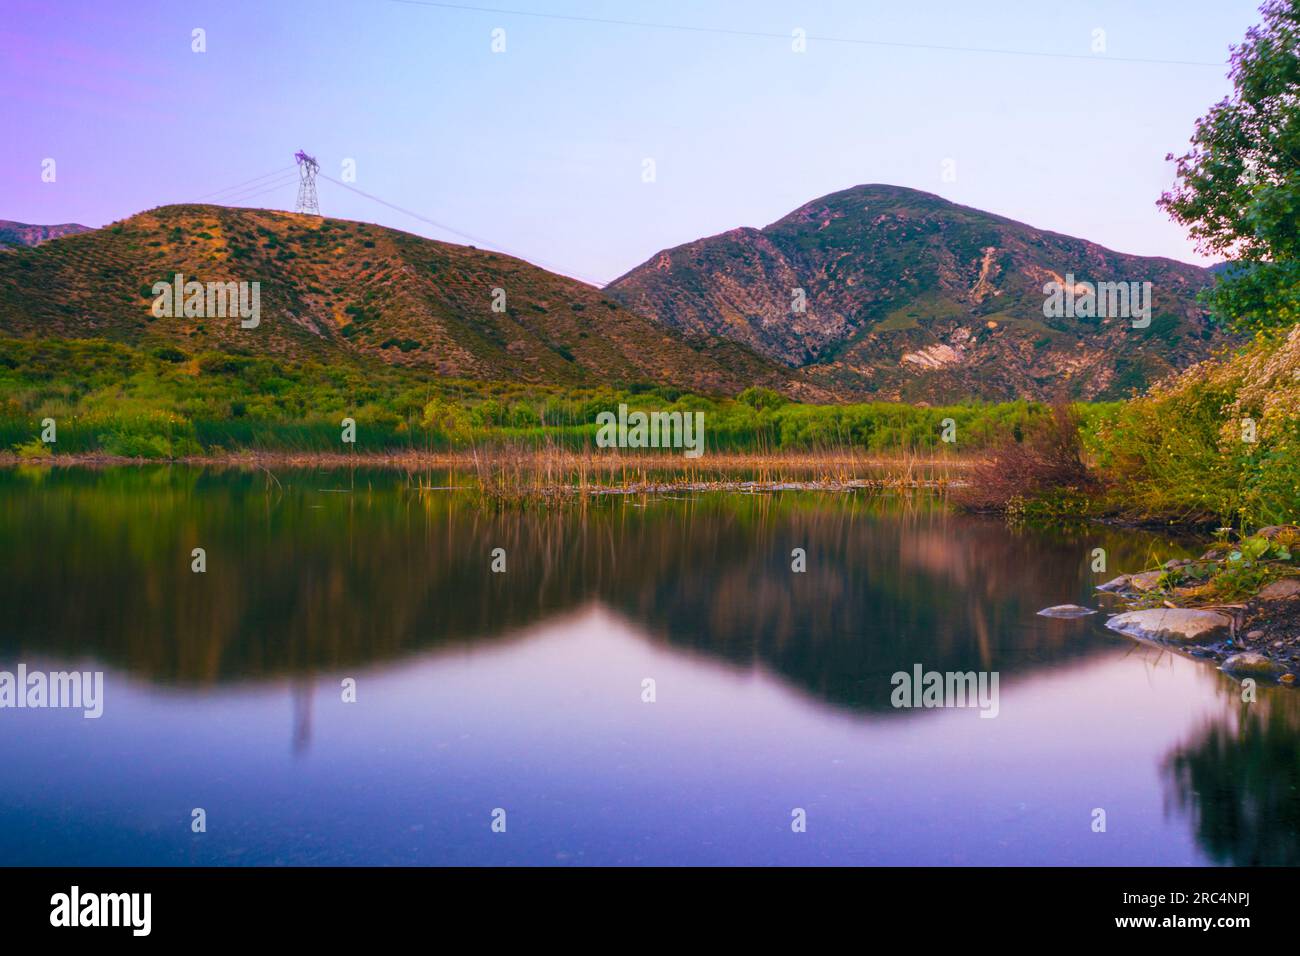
[0,220,90,249]
[0,205,812,397]
[608,185,1232,401]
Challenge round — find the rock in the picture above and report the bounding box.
[1257,525,1298,540]
[1106,608,1234,645]
[1257,578,1300,601]
[1164,559,1191,570]
[1222,652,1285,679]
[1037,604,1096,619]
[1282,674,1296,686]
[1095,574,1131,593]
[1246,630,1265,639]
[1130,570,1166,592]
[1201,547,1229,561]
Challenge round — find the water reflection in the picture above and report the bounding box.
[1,466,1287,866]
[1163,683,1300,866]
[0,466,1190,710]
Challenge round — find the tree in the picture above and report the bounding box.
[737,386,787,412]
[1159,0,1300,333]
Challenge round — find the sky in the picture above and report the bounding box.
[0,0,1266,285]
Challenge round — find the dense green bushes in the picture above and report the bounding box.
[10,333,1293,529]
[1083,327,1300,526]
[0,336,1051,458]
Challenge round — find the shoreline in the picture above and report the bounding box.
[1093,526,1300,685]
[0,448,981,497]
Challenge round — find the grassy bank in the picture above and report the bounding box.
[943,326,1300,530]
[7,330,1295,529]
[0,336,1055,459]
[1082,326,1300,528]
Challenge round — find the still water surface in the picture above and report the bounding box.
[0,467,1294,865]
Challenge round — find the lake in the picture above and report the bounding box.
[0,466,1294,866]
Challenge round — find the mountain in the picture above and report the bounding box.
[607,185,1232,401]
[0,220,90,248]
[0,205,817,398]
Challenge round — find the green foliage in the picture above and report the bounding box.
[0,336,1054,459]
[1159,0,1300,332]
[1003,488,1095,524]
[738,386,787,411]
[11,438,52,460]
[1203,531,1297,600]
[1083,327,1300,526]
[1210,561,1278,600]
[421,398,474,445]
[1228,533,1292,566]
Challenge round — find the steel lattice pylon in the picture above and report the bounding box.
[294,150,320,215]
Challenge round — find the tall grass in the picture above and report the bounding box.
[0,336,1051,460]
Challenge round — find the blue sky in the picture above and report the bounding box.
[0,0,1266,283]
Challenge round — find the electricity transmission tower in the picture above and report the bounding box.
[294,150,320,215]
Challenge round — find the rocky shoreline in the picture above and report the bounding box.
[1046,525,1300,685]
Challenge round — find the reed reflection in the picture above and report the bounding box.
[0,466,1194,714]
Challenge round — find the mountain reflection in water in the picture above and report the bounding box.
[0,466,1293,866]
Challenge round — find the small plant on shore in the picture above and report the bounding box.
[1230,534,1290,565]
[11,438,52,460]
[1161,528,1300,603]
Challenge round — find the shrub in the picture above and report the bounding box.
[953,402,1095,513]
[1086,325,1300,526]
[11,438,52,460]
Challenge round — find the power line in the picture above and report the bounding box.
[224,177,301,207]
[196,163,609,283]
[209,172,300,206]
[384,0,1222,68]
[319,172,610,285]
[220,171,298,198]
[194,165,297,201]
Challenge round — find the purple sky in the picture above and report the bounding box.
[0,0,1263,283]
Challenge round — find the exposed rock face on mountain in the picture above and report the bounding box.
[0,220,90,248]
[608,185,1233,401]
[0,205,815,397]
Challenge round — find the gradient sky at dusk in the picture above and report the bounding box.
[0,0,1265,284]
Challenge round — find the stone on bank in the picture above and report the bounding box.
[1105,608,1233,645]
